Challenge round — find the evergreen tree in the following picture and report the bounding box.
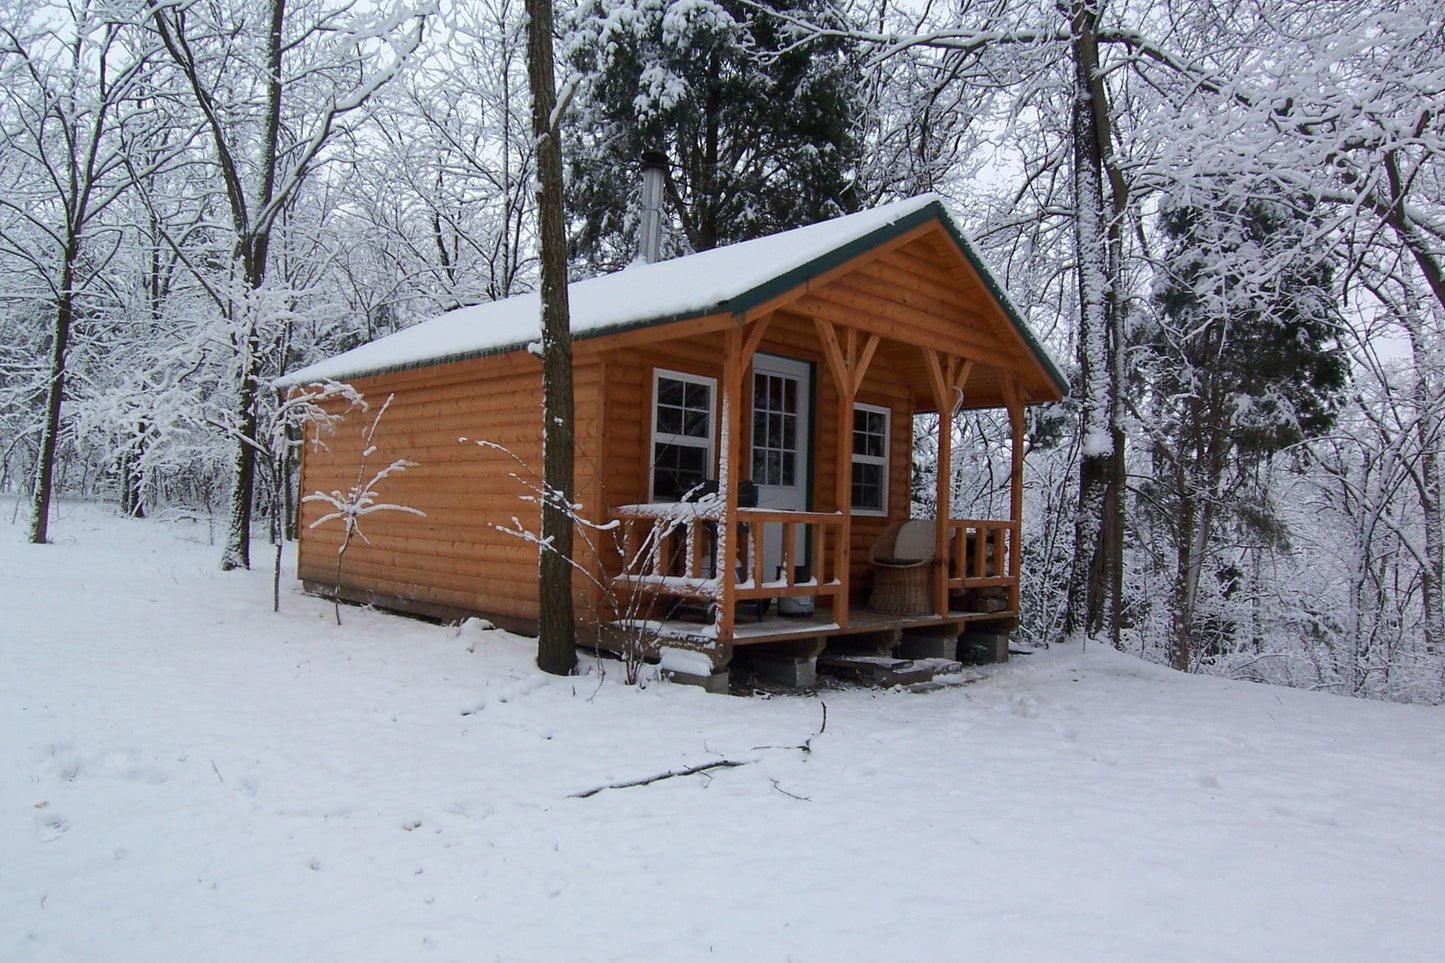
[1141,187,1349,670]
[563,0,865,271]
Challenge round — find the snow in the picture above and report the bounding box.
[657,646,717,678]
[5,500,1445,961]
[276,194,979,388]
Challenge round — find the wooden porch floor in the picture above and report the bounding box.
[633,606,1017,647]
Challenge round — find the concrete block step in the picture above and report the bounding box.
[817,653,963,687]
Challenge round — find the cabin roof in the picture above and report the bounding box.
[277,194,1067,397]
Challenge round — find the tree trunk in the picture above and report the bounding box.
[526,0,577,676]
[1063,0,1117,641]
[1420,440,1443,654]
[1406,322,1444,655]
[220,306,262,570]
[28,249,78,545]
[1379,152,1445,653]
[1169,497,1197,672]
[120,425,147,519]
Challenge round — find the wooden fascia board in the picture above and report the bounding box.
[735,220,940,325]
[586,311,737,351]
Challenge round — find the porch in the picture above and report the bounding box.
[578,207,1059,682]
[607,500,1020,648]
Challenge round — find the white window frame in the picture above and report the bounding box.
[851,402,890,516]
[649,368,717,502]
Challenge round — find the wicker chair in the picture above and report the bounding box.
[866,519,937,615]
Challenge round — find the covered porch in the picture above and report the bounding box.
[605,309,1030,667]
[574,198,1064,685]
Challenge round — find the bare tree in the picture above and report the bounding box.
[144,0,429,570]
[772,0,1142,642]
[0,1,162,543]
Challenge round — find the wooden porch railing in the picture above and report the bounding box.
[943,518,1019,610]
[610,504,847,636]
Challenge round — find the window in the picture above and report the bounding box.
[751,371,799,487]
[651,369,716,501]
[852,403,890,513]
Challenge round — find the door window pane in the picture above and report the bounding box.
[752,369,803,488]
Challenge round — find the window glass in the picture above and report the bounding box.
[852,463,884,512]
[651,371,715,501]
[653,443,709,500]
[851,403,890,512]
[752,370,802,487]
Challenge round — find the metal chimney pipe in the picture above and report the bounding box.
[638,151,668,264]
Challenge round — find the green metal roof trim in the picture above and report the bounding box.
[277,196,1068,397]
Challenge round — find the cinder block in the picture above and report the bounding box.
[960,631,1010,663]
[897,631,958,660]
[747,655,818,689]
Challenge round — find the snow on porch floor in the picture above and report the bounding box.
[3,500,1444,961]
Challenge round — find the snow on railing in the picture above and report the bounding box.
[609,504,848,635]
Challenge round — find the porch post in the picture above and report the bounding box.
[1003,374,1025,613]
[717,326,744,642]
[922,352,976,616]
[920,351,952,615]
[833,357,853,629]
[934,404,953,617]
[814,319,876,631]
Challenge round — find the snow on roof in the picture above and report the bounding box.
[277,194,1024,388]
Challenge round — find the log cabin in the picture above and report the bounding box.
[277,194,1066,687]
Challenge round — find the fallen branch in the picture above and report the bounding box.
[570,758,752,798]
[771,778,811,802]
[752,699,827,754]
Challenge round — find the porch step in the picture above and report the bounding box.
[816,653,964,687]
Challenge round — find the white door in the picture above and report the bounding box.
[750,353,810,581]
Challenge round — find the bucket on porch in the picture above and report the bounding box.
[776,564,814,616]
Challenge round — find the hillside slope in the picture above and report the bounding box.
[3,503,1442,961]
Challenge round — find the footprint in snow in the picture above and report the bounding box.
[36,812,69,842]
[461,673,550,714]
[38,742,81,782]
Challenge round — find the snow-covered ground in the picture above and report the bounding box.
[3,502,1443,961]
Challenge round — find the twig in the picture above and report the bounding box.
[770,779,811,802]
[210,759,225,784]
[570,759,752,798]
[752,699,828,754]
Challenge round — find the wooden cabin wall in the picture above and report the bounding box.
[599,313,913,602]
[295,351,607,629]
[756,313,914,600]
[600,328,728,510]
